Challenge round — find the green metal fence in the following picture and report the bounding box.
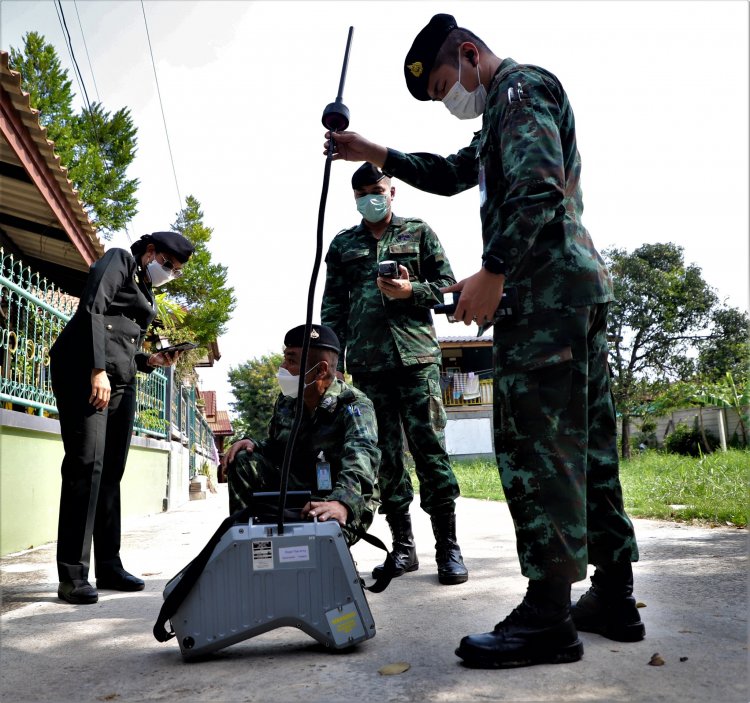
[0,248,213,449]
[0,250,73,414]
[169,383,216,476]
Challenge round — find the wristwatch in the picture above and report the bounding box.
[482,254,506,275]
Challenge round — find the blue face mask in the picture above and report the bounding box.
[356,194,390,223]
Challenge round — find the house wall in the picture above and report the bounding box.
[0,409,207,556]
[445,406,494,460]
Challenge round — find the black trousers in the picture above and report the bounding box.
[52,362,137,582]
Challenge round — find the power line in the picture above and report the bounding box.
[54,0,133,243]
[70,0,133,244]
[140,0,183,215]
[72,0,101,103]
[53,0,93,113]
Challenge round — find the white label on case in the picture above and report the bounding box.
[252,540,274,570]
[278,545,310,563]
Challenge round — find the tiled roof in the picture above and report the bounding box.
[208,410,233,435]
[200,390,217,418]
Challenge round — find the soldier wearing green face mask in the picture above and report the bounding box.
[324,13,643,670]
[321,163,468,586]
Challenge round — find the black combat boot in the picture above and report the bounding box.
[455,578,583,669]
[371,512,419,579]
[571,563,645,642]
[430,513,469,585]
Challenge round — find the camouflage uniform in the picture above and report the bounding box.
[383,59,639,582]
[227,378,380,545]
[321,215,460,516]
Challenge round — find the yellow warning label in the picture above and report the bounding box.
[331,611,358,634]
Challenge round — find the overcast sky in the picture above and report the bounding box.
[2,0,748,411]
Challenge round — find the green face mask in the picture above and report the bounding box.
[356,194,389,223]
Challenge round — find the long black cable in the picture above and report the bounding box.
[276,141,335,534]
[276,27,353,534]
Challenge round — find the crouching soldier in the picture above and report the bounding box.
[222,324,380,545]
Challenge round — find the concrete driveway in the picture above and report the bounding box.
[1,485,746,702]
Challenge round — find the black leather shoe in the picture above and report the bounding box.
[58,579,98,604]
[455,600,583,669]
[571,587,645,642]
[96,567,145,591]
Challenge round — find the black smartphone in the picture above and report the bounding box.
[158,342,198,355]
[378,260,399,279]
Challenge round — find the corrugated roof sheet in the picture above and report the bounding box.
[0,50,104,268]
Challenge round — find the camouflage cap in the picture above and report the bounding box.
[404,13,458,101]
[284,324,341,354]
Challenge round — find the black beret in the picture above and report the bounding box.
[351,162,385,190]
[404,13,458,101]
[284,324,340,354]
[150,231,195,263]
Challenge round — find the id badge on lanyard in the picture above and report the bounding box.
[316,451,332,491]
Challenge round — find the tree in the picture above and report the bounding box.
[8,31,76,155]
[696,307,750,385]
[227,353,283,442]
[9,32,139,236]
[604,243,718,458]
[68,102,139,233]
[166,195,236,349]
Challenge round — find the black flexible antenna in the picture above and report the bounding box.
[277,27,354,535]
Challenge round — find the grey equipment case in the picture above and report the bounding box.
[154,493,377,659]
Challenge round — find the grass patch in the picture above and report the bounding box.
[451,460,505,501]
[618,449,748,527]
[407,450,748,527]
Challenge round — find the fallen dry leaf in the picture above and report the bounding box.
[636,602,646,608]
[378,662,411,676]
[648,653,665,666]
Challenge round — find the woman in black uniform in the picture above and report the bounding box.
[51,231,194,604]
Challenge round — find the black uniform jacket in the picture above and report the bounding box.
[51,248,157,384]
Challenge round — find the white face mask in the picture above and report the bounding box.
[276,363,321,399]
[442,53,487,120]
[146,259,175,287]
